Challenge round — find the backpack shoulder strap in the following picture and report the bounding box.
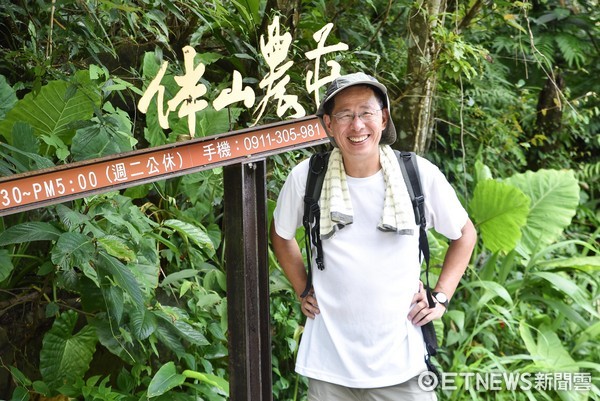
[395,151,425,227]
[301,151,330,298]
[395,151,434,306]
[396,151,438,359]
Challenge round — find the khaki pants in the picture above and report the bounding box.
[308,375,438,401]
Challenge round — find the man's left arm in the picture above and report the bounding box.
[409,217,477,325]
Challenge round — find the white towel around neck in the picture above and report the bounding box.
[319,145,416,239]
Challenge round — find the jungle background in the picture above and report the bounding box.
[0,0,598,400]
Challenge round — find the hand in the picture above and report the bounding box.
[301,290,320,319]
[407,281,446,326]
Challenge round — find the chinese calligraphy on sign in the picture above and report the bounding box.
[137,18,348,137]
[305,23,348,105]
[253,15,305,125]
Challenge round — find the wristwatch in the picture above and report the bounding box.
[433,291,449,309]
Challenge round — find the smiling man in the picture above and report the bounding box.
[270,72,477,401]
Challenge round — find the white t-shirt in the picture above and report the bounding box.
[273,154,468,388]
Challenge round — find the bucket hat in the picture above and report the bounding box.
[316,72,396,146]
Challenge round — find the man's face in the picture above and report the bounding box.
[323,86,388,161]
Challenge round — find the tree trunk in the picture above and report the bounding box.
[394,0,447,154]
[528,69,566,169]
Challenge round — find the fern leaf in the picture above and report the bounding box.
[555,33,587,68]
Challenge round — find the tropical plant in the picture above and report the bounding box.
[427,163,600,400]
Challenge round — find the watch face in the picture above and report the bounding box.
[435,292,448,303]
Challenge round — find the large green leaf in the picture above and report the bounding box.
[9,386,29,401]
[50,232,95,268]
[506,169,580,255]
[189,105,242,138]
[519,322,577,371]
[9,366,31,387]
[97,235,136,262]
[0,71,99,145]
[0,222,62,246]
[0,74,17,119]
[130,307,158,340]
[160,269,200,287]
[91,318,138,364]
[427,230,450,269]
[533,271,597,317]
[55,204,91,229]
[464,280,514,307]
[70,122,127,161]
[231,0,260,27]
[147,362,186,398]
[155,322,186,357]
[0,249,14,282]
[9,122,54,172]
[40,310,98,391]
[469,179,530,253]
[206,222,223,250]
[130,260,160,295]
[183,370,230,397]
[538,255,600,274]
[154,307,209,346]
[103,284,124,325]
[71,105,137,161]
[97,252,145,311]
[164,219,215,257]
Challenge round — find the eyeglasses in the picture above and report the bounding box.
[332,109,382,125]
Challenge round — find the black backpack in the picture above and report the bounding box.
[301,150,440,366]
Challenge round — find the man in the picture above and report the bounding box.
[270,72,477,400]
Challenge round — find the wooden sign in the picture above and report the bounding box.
[0,116,327,216]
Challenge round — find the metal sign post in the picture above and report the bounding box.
[0,116,329,400]
[224,159,272,400]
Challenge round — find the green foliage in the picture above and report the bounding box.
[433,163,600,400]
[434,27,488,81]
[0,75,17,119]
[146,362,229,399]
[435,0,599,180]
[0,222,62,245]
[469,179,530,253]
[0,71,100,161]
[506,169,580,256]
[40,310,98,392]
[71,102,138,161]
[0,186,229,399]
